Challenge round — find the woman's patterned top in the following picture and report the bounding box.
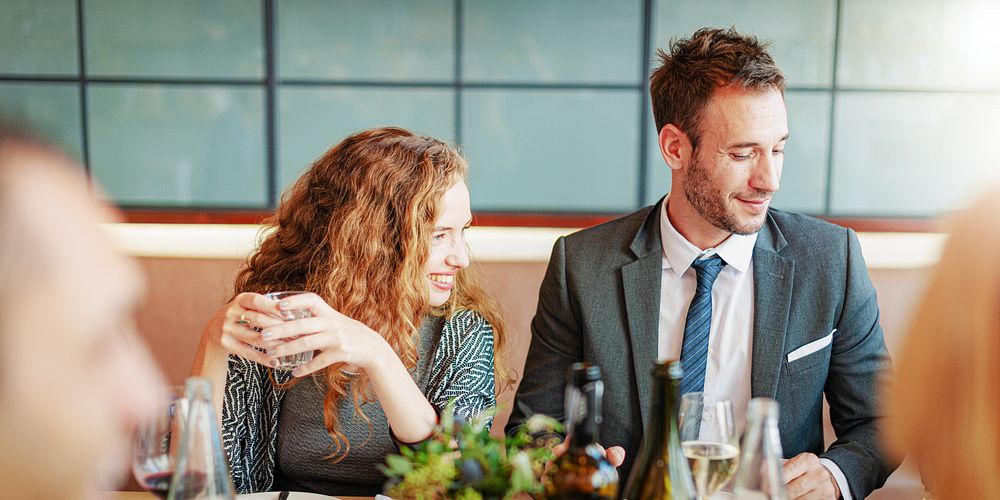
[221,309,496,493]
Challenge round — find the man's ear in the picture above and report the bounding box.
[658,124,693,172]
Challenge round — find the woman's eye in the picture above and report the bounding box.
[432,233,447,241]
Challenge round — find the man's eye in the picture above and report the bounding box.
[731,152,753,161]
[773,149,785,156]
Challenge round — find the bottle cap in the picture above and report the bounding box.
[651,360,683,380]
[569,362,602,385]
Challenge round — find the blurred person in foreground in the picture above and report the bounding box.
[0,126,162,499]
[887,189,1000,499]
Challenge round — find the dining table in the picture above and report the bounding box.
[106,492,371,499]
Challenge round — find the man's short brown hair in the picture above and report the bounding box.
[649,27,785,149]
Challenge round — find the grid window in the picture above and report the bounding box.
[84,0,264,79]
[463,88,641,211]
[87,84,267,207]
[0,0,991,221]
[653,0,837,88]
[277,0,455,82]
[278,87,455,192]
[0,82,84,160]
[830,92,1000,216]
[838,0,1000,91]
[463,0,643,84]
[0,0,78,76]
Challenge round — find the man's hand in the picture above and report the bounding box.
[783,453,841,500]
[552,440,626,467]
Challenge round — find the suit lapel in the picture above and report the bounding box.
[623,251,662,431]
[623,200,664,432]
[751,214,794,398]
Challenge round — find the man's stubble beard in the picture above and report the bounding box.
[683,154,769,236]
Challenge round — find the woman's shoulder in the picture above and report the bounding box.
[441,308,494,339]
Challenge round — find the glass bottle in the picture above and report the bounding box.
[168,377,236,500]
[545,362,619,499]
[733,398,789,500]
[622,361,697,500]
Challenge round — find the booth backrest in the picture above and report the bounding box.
[133,257,929,498]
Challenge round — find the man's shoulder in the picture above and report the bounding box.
[767,208,847,239]
[767,207,849,250]
[767,207,841,232]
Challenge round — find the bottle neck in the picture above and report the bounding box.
[642,372,680,446]
[565,379,603,448]
[745,404,783,458]
[734,399,788,499]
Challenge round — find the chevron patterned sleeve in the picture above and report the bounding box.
[220,354,290,493]
[426,309,497,427]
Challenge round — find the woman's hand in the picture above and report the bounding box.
[256,292,393,377]
[204,292,288,368]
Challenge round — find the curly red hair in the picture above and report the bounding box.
[234,127,510,460]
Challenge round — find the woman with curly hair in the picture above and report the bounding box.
[191,127,510,495]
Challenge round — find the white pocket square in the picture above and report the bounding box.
[786,329,836,363]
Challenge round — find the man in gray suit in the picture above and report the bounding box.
[507,28,897,499]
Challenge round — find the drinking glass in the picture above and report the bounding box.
[678,392,739,500]
[264,291,315,370]
[132,386,187,499]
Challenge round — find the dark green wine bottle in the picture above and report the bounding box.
[545,362,619,499]
[622,361,696,499]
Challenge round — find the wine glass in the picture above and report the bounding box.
[132,386,187,499]
[679,392,739,500]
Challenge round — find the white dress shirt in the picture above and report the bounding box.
[656,195,852,499]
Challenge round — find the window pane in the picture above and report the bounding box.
[88,84,266,207]
[463,88,640,211]
[84,0,264,78]
[644,91,830,214]
[277,0,454,81]
[830,92,1000,215]
[278,86,455,191]
[0,0,78,75]
[771,91,830,214]
[0,82,83,161]
[838,0,1000,90]
[652,0,836,88]
[463,0,642,84]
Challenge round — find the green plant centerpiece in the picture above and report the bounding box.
[380,404,562,499]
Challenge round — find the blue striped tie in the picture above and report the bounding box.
[680,255,727,395]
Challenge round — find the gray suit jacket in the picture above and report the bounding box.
[506,202,899,498]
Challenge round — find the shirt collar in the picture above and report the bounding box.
[659,193,758,276]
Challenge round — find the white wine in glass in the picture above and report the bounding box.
[682,440,739,498]
[679,393,738,499]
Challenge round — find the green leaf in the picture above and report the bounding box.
[381,403,558,498]
[385,454,413,475]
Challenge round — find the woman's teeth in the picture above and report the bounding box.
[429,274,453,284]
[429,274,455,284]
